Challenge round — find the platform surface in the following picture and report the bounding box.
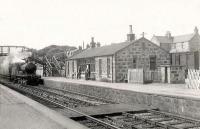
[0,84,88,129]
[43,77,200,99]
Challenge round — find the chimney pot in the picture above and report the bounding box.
[194,26,198,34]
[127,25,135,42]
[97,42,101,47]
[129,25,133,34]
[165,31,172,38]
[90,37,96,48]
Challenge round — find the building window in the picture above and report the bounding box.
[107,58,110,76]
[133,57,137,68]
[99,59,102,76]
[150,56,156,70]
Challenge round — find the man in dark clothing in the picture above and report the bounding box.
[77,66,81,79]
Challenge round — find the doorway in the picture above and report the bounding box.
[164,67,168,83]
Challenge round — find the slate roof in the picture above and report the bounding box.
[173,33,195,43]
[154,36,173,43]
[70,41,133,59]
[154,33,195,44]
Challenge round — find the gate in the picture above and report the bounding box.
[144,70,162,83]
[185,69,200,89]
[128,69,161,83]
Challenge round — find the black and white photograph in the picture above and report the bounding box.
[1,0,200,129]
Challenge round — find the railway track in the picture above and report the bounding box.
[2,82,120,129]
[36,86,115,105]
[1,80,200,129]
[72,110,200,129]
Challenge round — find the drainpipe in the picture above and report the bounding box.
[111,55,113,83]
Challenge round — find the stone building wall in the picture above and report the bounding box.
[168,66,186,84]
[115,38,170,82]
[190,34,200,52]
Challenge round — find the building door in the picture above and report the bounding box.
[99,59,102,76]
[87,64,91,79]
[165,67,168,83]
[194,51,199,70]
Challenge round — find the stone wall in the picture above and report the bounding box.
[190,34,200,52]
[115,38,170,82]
[44,80,200,119]
[168,66,186,84]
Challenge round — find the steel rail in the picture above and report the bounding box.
[125,110,200,129]
[4,83,121,129]
[34,86,105,105]
[124,112,184,129]
[104,115,149,129]
[41,86,116,104]
[148,110,200,124]
[30,86,96,107]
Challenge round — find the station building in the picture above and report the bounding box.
[66,25,170,82]
[152,27,200,69]
[151,27,200,83]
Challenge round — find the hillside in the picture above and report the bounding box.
[36,45,77,58]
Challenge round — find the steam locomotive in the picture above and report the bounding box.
[9,57,43,86]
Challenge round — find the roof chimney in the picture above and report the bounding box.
[86,44,90,49]
[91,37,94,42]
[129,25,133,34]
[127,25,135,42]
[165,31,172,38]
[194,26,198,34]
[97,42,101,47]
[90,37,96,48]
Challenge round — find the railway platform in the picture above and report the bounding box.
[0,84,88,129]
[43,77,194,98]
[43,77,200,119]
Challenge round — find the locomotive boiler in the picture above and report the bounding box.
[9,57,43,86]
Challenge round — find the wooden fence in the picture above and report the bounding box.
[128,69,161,83]
[128,69,144,83]
[144,70,162,83]
[185,69,200,89]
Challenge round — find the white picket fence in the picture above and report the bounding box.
[185,69,200,89]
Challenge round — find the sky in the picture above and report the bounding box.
[0,0,200,50]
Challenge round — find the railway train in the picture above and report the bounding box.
[7,57,43,86]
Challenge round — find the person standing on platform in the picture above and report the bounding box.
[77,66,81,79]
[85,65,89,80]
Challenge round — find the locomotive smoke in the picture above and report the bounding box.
[0,50,31,74]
